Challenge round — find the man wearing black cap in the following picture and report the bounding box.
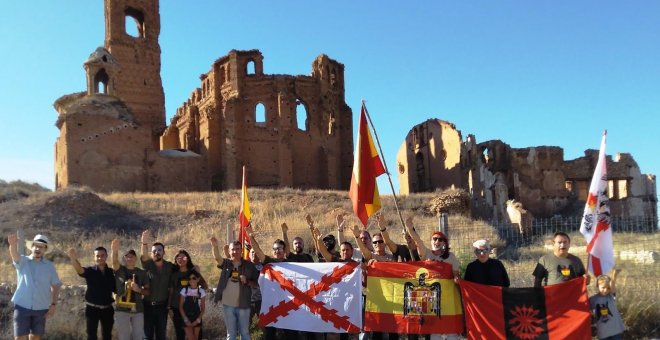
[68,246,116,340]
[8,233,62,340]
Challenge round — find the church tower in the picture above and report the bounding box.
[104,0,166,146]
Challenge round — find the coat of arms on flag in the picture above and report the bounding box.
[364,261,464,334]
[258,262,362,333]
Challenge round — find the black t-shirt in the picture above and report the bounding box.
[287,252,314,263]
[80,265,116,305]
[464,258,510,287]
[393,244,420,262]
[263,256,288,265]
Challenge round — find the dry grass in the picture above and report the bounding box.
[0,188,657,338]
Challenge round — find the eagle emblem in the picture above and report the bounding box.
[403,268,441,324]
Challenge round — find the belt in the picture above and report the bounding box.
[149,300,167,306]
[86,302,113,309]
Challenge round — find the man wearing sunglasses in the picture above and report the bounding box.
[405,217,460,281]
[244,224,297,339]
[463,239,510,287]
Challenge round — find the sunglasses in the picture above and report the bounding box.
[372,240,384,244]
[432,237,447,242]
[474,248,490,255]
[272,247,284,251]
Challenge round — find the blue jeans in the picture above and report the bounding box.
[223,305,250,340]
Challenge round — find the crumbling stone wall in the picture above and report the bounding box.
[54,0,352,193]
[397,120,657,220]
[162,50,353,190]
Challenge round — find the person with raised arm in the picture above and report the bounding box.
[405,216,461,340]
[377,214,420,262]
[67,245,116,340]
[111,238,149,340]
[282,222,314,263]
[139,230,174,340]
[306,214,339,262]
[8,233,62,340]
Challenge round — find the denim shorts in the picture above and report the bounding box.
[13,305,48,336]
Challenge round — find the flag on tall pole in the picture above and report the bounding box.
[350,102,386,226]
[239,166,252,260]
[579,131,614,276]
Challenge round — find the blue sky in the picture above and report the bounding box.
[1,1,658,194]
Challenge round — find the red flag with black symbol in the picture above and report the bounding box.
[349,102,385,226]
[459,277,591,340]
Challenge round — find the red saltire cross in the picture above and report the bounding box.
[259,261,361,333]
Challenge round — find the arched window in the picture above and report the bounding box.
[296,100,308,131]
[94,69,109,94]
[246,60,255,75]
[255,103,266,126]
[124,8,145,38]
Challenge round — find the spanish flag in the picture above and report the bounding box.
[460,277,591,340]
[349,102,385,226]
[364,261,464,334]
[239,166,251,260]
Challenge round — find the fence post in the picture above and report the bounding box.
[439,213,449,235]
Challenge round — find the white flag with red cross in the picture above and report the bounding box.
[258,262,363,333]
[579,131,614,276]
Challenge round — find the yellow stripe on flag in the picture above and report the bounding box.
[366,277,463,316]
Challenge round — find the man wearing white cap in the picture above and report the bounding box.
[8,233,62,340]
[463,239,510,287]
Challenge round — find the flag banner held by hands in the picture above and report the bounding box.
[239,166,251,260]
[364,261,464,334]
[349,102,386,226]
[579,131,614,276]
[460,278,591,340]
[259,262,362,333]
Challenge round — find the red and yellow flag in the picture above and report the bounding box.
[349,103,385,226]
[239,166,251,260]
[364,261,464,334]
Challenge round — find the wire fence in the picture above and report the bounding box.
[250,215,659,290]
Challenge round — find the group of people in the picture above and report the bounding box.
[8,216,625,340]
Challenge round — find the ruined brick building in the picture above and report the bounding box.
[54,0,353,192]
[397,119,658,220]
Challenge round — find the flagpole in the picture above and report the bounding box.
[361,100,407,231]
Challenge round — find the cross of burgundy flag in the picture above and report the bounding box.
[259,262,363,333]
[579,131,615,276]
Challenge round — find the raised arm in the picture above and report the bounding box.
[8,234,20,263]
[377,214,398,254]
[336,214,347,244]
[351,224,373,261]
[405,216,427,259]
[140,230,152,262]
[610,268,620,294]
[210,236,222,265]
[281,223,290,254]
[67,248,85,275]
[246,224,265,262]
[305,215,319,256]
[110,238,120,270]
[313,227,334,262]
